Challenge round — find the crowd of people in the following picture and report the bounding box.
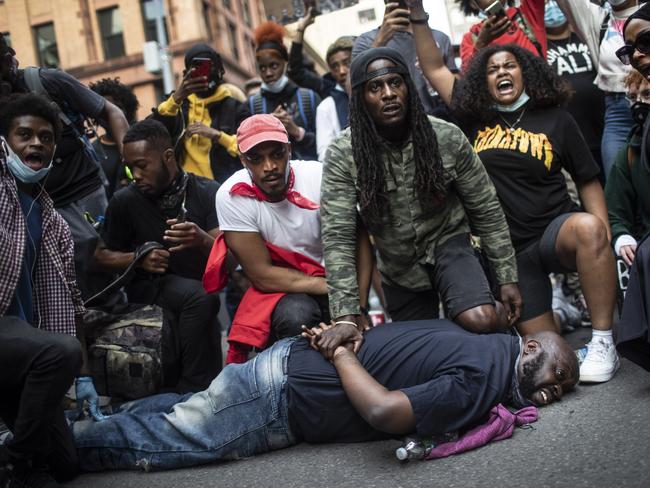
[2,0,650,485]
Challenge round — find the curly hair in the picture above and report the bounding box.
[89,78,139,125]
[0,93,62,141]
[123,119,172,151]
[456,0,515,16]
[452,44,572,123]
[254,21,288,60]
[350,72,446,225]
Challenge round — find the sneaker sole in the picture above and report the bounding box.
[579,357,620,383]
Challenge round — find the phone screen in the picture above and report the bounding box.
[191,57,212,78]
[485,0,507,18]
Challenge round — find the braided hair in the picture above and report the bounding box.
[350,69,446,224]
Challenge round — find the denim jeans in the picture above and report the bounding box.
[602,93,634,181]
[73,338,299,472]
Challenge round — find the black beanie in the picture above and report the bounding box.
[623,3,650,38]
[184,43,222,69]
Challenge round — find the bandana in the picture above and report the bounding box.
[229,167,319,210]
[158,171,189,217]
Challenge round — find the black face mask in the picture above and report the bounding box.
[631,101,650,127]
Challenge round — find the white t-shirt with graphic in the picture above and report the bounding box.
[215,160,324,264]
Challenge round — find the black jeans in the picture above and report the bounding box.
[270,293,330,341]
[128,274,222,393]
[0,316,81,481]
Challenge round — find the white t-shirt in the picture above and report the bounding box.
[316,93,342,162]
[215,160,324,264]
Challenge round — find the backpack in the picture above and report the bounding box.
[248,88,317,132]
[89,305,163,400]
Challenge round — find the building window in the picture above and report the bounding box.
[228,22,239,60]
[358,9,376,23]
[240,0,251,26]
[141,0,169,43]
[97,7,125,59]
[202,1,213,41]
[1,32,10,47]
[33,23,59,68]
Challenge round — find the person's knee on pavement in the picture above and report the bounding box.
[455,304,502,334]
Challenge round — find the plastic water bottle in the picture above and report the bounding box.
[395,437,436,461]
[575,346,588,365]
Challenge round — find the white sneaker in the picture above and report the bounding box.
[579,338,620,383]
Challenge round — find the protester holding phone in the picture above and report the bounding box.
[456,0,547,70]
[352,0,457,117]
[153,43,250,184]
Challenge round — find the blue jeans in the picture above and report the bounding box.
[602,93,634,181]
[73,338,298,472]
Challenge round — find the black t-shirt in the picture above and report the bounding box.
[468,106,601,250]
[92,139,125,199]
[286,320,519,443]
[23,69,106,207]
[101,173,220,280]
[547,33,605,154]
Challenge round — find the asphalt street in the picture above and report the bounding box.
[66,328,650,488]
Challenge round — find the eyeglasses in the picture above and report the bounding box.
[616,30,650,65]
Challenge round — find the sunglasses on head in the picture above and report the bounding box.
[616,30,650,65]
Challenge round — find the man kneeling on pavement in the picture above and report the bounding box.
[72,317,579,472]
[204,114,373,363]
[93,119,222,393]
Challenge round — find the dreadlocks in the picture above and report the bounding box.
[350,71,446,225]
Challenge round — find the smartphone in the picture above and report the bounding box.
[394,0,409,9]
[191,57,212,78]
[484,0,507,18]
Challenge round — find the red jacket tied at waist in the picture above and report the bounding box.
[203,234,325,363]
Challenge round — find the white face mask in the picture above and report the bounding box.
[262,75,290,94]
[2,136,55,184]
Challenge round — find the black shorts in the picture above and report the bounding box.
[516,212,575,321]
[382,233,495,321]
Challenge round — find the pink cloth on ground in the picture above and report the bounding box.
[425,404,538,459]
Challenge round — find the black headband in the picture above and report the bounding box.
[257,41,288,60]
[350,47,410,88]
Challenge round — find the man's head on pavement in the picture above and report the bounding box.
[0,94,60,177]
[122,119,178,197]
[622,2,650,81]
[184,43,226,96]
[89,77,140,125]
[326,37,353,87]
[254,22,289,89]
[517,331,579,407]
[457,0,513,17]
[237,114,291,202]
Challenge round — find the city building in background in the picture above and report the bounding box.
[0,0,266,120]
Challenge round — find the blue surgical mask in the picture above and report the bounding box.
[262,74,289,94]
[2,136,54,184]
[545,1,567,28]
[494,91,530,112]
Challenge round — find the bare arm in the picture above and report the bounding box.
[408,1,455,106]
[578,177,612,242]
[332,347,416,434]
[102,100,129,155]
[224,230,327,294]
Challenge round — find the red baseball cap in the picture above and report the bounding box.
[237,114,289,154]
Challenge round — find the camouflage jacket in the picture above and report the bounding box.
[321,116,517,319]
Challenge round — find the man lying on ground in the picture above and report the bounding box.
[72,319,578,472]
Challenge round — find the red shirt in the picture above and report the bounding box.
[460,0,547,71]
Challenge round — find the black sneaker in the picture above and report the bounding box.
[0,463,61,488]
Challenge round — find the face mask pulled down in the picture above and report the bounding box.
[2,136,55,184]
[262,74,290,94]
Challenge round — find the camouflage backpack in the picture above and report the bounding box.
[89,305,163,400]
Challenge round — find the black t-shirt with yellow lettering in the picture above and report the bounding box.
[468,106,600,251]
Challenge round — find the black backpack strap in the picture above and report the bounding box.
[23,67,73,127]
[248,93,267,114]
[297,88,316,132]
[599,12,610,45]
